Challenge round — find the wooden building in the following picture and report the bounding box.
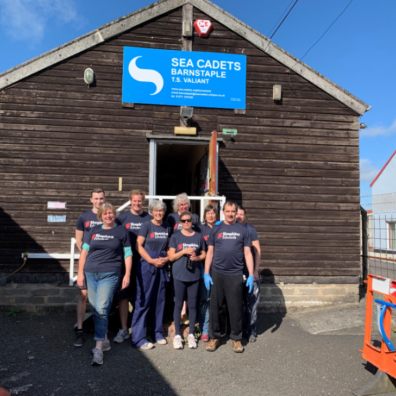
[0,0,369,303]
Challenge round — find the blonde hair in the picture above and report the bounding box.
[97,202,116,220]
[129,189,145,200]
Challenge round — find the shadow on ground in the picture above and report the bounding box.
[0,311,176,396]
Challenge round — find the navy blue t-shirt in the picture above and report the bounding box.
[169,231,204,282]
[246,223,258,242]
[75,210,102,232]
[208,222,251,275]
[166,212,201,234]
[200,223,214,251]
[83,225,131,274]
[138,221,169,259]
[117,211,151,256]
[245,222,260,277]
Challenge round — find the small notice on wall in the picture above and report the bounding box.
[47,215,67,223]
[47,201,67,209]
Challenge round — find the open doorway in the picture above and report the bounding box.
[156,142,207,196]
[149,137,218,216]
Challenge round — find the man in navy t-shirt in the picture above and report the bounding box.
[203,201,254,353]
[113,189,151,343]
[236,206,262,343]
[74,188,105,347]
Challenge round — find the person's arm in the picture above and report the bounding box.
[77,248,88,288]
[168,246,195,262]
[244,246,254,277]
[136,235,162,267]
[204,245,214,274]
[121,255,132,290]
[120,230,132,289]
[203,245,214,290]
[75,229,84,252]
[136,235,152,263]
[252,239,261,277]
[190,249,206,262]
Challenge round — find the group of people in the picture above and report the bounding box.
[74,189,261,365]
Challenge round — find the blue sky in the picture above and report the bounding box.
[1,0,395,208]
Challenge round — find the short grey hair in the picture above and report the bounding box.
[173,193,190,212]
[149,199,167,213]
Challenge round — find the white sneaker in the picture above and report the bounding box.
[139,342,155,350]
[173,335,183,350]
[102,338,111,352]
[91,348,103,365]
[156,338,167,345]
[187,333,197,349]
[113,329,129,344]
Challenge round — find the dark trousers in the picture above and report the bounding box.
[209,271,244,341]
[244,280,260,338]
[173,279,199,335]
[131,262,167,347]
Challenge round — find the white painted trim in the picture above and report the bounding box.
[23,252,80,260]
[0,0,184,90]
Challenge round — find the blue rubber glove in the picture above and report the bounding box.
[246,275,254,294]
[204,273,213,291]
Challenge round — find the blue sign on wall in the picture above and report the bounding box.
[122,47,246,109]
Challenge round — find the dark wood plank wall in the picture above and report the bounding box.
[191,9,361,279]
[0,10,185,275]
[0,6,361,281]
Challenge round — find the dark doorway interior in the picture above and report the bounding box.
[156,142,208,196]
[156,142,208,215]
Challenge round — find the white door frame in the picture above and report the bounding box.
[148,137,219,196]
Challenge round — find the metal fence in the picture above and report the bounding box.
[366,212,396,280]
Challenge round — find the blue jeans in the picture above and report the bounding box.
[85,271,120,341]
[199,279,210,335]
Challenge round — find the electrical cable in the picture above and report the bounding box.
[265,0,299,51]
[300,0,354,60]
[269,0,299,40]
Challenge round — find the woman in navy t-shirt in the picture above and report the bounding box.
[77,203,132,366]
[199,204,218,342]
[131,200,170,350]
[168,211,206,350]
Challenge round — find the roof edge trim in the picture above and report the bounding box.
[0,0,184,90]
[370,150,396,187]
[0,0,369,115]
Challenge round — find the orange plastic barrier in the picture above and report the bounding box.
[362,274,396,378]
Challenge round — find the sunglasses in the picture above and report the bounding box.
[180,218,192,223]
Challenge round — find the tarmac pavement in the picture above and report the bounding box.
[0,300,383,396]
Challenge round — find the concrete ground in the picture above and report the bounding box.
[0,300,385,396]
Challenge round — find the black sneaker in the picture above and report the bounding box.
[73,330,85,347]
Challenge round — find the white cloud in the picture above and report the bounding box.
[361,119,396,137]
[360,158,379,182]
[0,0,80,44]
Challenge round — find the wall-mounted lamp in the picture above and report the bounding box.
[182,21,193,37]
[180,106,194,126]
[273,84,282,102]
[83,67,95,86]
